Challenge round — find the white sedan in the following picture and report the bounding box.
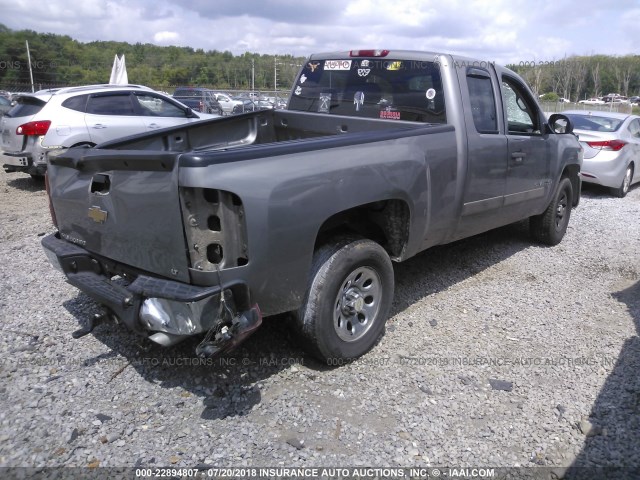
[578,98,605,105]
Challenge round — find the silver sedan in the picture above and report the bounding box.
[563,110,640,197]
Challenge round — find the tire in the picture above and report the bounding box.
[530,177,573,246]
[611,165,633,198]
[293,237,394,362]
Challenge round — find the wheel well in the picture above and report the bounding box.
[562,164,581,207]
[70,142,96,148]
[314,200,410,259]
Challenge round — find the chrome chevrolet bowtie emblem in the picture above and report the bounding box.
[88,206,108,224]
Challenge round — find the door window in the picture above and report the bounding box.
[627,119,640,138]
[501,77,540,134]
[87,94,136,115]
[466,69,498,134]
[135,93,187,118]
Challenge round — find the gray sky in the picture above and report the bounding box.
[1,0,639,64]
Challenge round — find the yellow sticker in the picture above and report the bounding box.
[386,61,402,71]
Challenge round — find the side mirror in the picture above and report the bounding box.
[548,113,574,134]
[185,107,198,118]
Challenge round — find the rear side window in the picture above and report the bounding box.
[86,94,136,115]
[466,69,498,133]
[62,94,89,112]
[288,58,446,123]
[135,93,187,118]
[6,97,46,118]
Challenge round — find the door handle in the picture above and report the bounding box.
[147,123,161,129]
[92,124,107,129]
[511,151,526,162]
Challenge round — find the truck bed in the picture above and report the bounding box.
[90,109,429,154]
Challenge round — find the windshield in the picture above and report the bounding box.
[565,114,624,132]
[288,58,446,123]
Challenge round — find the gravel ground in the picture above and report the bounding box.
[0,168,639,477]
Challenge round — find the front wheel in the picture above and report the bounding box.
[611,165,633,198]
[293,237,394,362]
[530,177,573,246]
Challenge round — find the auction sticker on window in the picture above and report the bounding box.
[324,60,352,70]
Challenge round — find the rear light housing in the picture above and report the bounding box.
[350,49,390,57]
[16,120,51,136]
[44,173,58,228]
[198,101,205,112]
[586,140,626,151]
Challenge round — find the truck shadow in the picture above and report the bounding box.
[565,279,640,478]
[390,219,532,317]
[62,219,536,421]
[62,295,307,420]
[5,175,45,192]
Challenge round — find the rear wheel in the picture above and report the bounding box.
[530,177,573,246]
[611,165,633,198]
[293,237,394,362]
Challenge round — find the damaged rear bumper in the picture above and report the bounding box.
[41,233,262,355]
[2,150,47,176]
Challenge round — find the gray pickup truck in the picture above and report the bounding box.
[42,50,582,362]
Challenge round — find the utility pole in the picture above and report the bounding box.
[26,40,35,92]
[251,59,255,92]
[274,56,278,92]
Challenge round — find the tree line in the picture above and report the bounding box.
[0,24,306,93]
[1,24,639,100]
[507,54,640,101]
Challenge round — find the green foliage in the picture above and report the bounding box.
[0,24,306,92]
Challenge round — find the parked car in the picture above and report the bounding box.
[0,96,11,116]
[602,94,629,104]
[172,87,222,115]
[629,96,640,105]
[578,98,605,105]
[559,97,571,103]
[563,110,640,197]
[255,99,275,110]
[232,98,258,114]
[1,84,216,178]
[212,92,242,115]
